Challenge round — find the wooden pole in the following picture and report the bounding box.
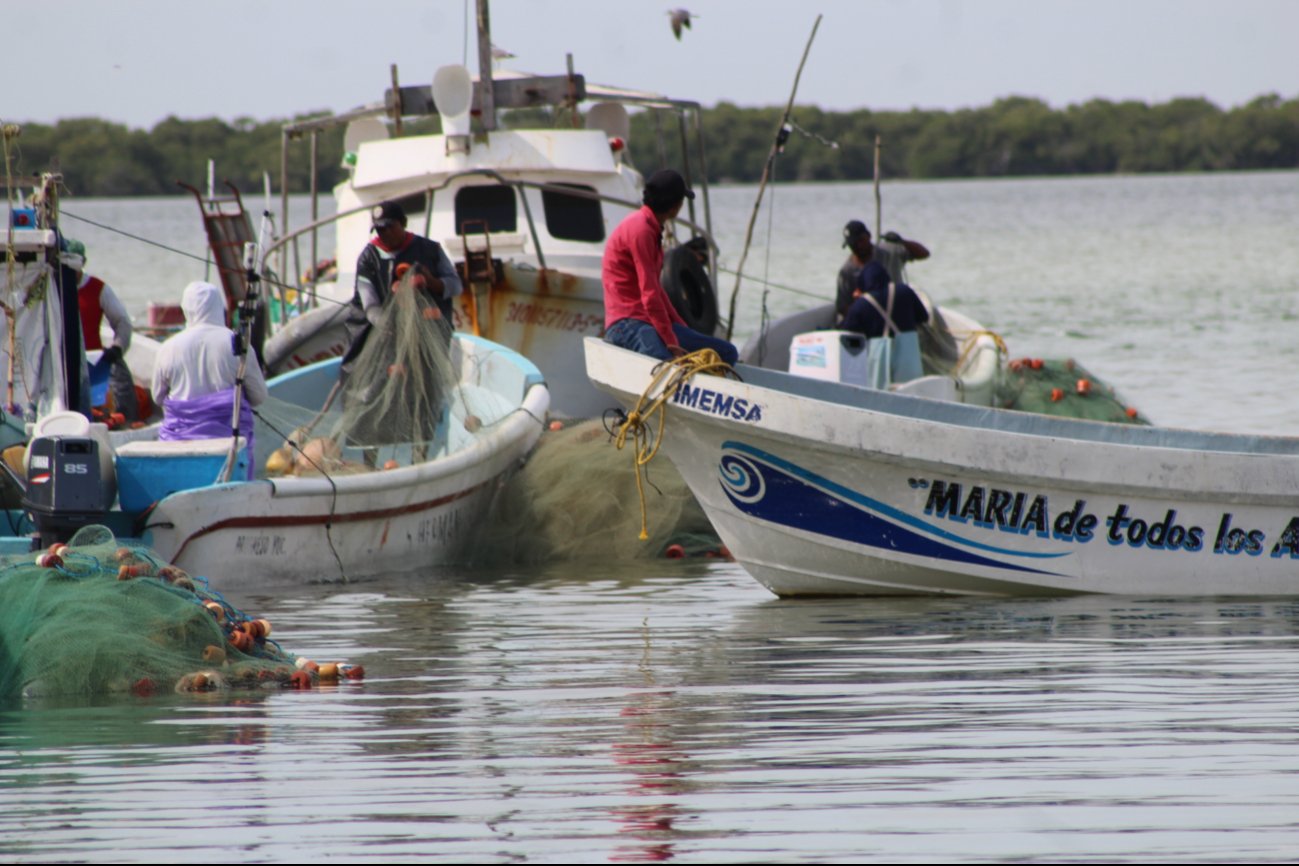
[724,14,822,341]
[873,135,882,238]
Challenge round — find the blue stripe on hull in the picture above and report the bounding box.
[716,441,1065,577]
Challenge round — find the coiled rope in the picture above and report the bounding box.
[610,348,740,541]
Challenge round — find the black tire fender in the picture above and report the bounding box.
[661,244,719,335]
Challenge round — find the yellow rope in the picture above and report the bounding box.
[612,348,739,540]
[955,328,1008,373]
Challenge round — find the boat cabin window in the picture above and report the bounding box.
[454,185,517,234]
[541,184,605,243]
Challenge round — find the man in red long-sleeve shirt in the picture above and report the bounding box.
[602,169,737,365]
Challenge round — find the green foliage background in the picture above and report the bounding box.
[6,94,1298,197]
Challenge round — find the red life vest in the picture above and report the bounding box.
[78,276,106,350]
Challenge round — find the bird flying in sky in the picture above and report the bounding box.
[668,8,696,40]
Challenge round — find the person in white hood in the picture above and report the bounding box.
[152,281,267,450]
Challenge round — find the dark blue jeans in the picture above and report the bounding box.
[604,318,739,366]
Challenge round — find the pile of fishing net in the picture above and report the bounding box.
[252,272,500,478]
[0,525,362,699]
[997,357,1149,424]
[474,417,724,565]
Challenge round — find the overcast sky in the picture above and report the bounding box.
[7,0,1296,128]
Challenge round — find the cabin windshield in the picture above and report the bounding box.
[454,185,517,234]
[541,183,604,243]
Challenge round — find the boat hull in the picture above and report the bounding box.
[142,336,548,588]
[585,338,1299,597]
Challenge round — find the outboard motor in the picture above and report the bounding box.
[22,413,117,548]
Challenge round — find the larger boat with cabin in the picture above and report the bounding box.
[261,41,721,419]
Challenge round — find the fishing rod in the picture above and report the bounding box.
[217,210,271,484]
[724,14,822,342]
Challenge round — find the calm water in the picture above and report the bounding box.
[5,172,1299,862]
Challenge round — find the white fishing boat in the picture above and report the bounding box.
[1,172,549,588]
[258,24,721,419]
[132,339,547,588]
[585,337,1299,597]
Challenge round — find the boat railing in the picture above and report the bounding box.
[263,169,718,335]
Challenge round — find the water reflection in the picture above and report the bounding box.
[7,565,1299,861]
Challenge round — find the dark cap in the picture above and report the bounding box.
[370,200,407,230]
[843,219,870,248]
[643,169,695,209]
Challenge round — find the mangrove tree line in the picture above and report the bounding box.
[4,93,1297,197]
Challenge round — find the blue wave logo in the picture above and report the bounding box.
[717,442,1066,576]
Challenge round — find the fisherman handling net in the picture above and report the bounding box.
[251,271,505,478]
[0,525,359,700]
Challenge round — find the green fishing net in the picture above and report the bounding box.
[474,418,723,565]
[0,525,332,700]
[998,357,1149,424]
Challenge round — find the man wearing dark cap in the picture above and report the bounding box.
[835,220,930,323]
[602,169,738,365]
[836,220,877,321]
[343,200,463,377]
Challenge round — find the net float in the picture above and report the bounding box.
[548,420,564,431]
[228,630,254,653]
[464,414,483,433]
[288,670,313,689]
[204,601,226,623]
[383,459,400,470]
[115,547,136,563]
[202,645,227,664]
[342,664,365,681]
[254,619,272,638]
[1076,378,1092,395]
[36,552,63,568]
[1050,388,1065,402]
[317,662,340,679]
[664,544,686,559]
[1029,358,1044,370]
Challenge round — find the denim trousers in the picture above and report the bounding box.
[604,318,738,366]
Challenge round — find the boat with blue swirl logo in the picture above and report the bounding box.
[585,336,1299,597]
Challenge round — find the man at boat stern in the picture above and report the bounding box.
[602,169,738,365]
[152,281,267,476]
[835,220,929,323]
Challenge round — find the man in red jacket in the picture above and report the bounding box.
[602,169,737,365]
[64,239,139,421]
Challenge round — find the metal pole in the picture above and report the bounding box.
[476,0,496,131]
[309,129,319,313]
